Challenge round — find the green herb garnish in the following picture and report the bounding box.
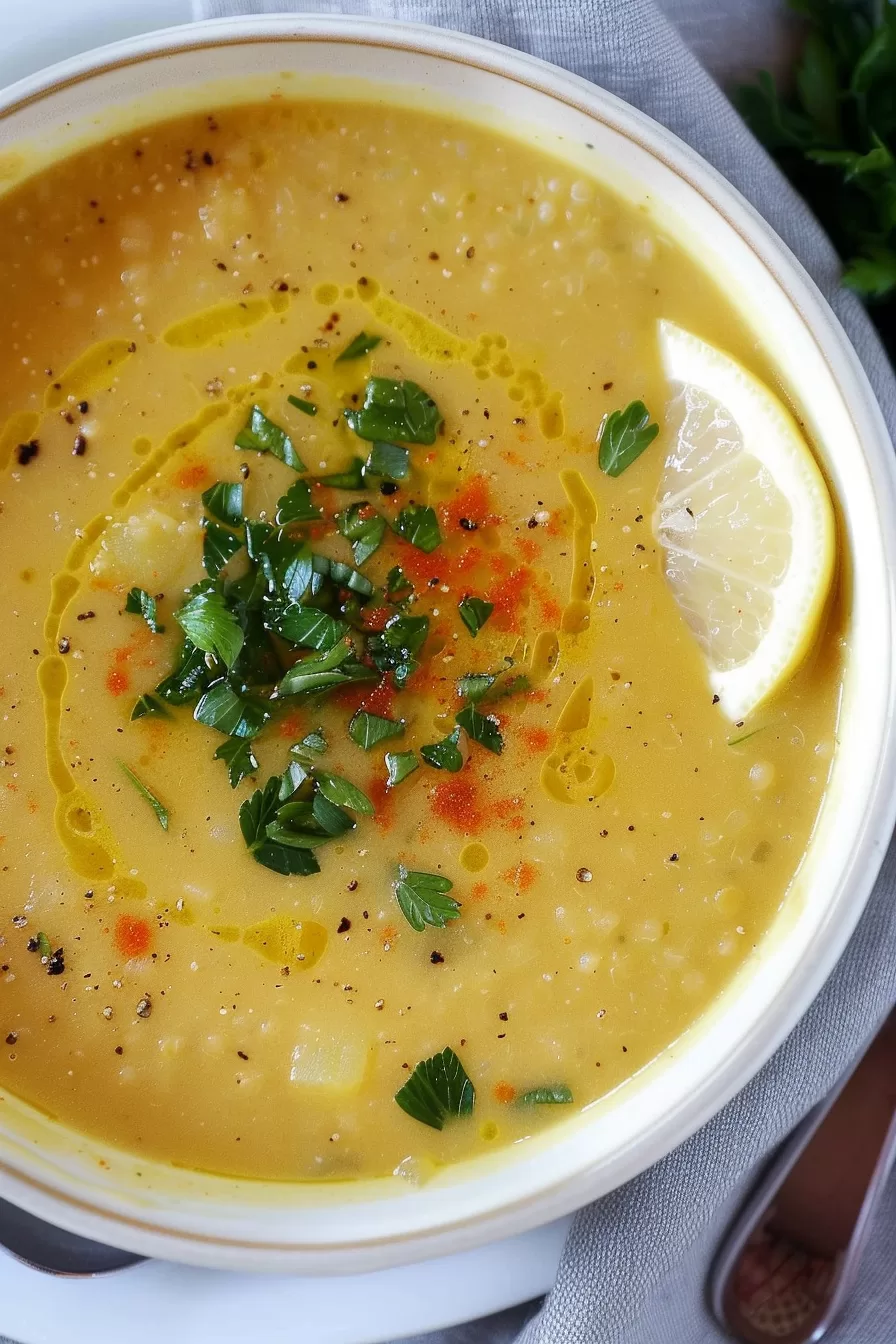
[239,776,320,876]
[287,395,317,417]
[385,749,419,787]
[337,501,387,567]
[194,682,271,738]
[30,931,52,960]
[125,586,165,634]
[154,638,218,705]
[317,457,367,490]
[384,565,413,603]
[174,587,244,669]
[367,613,429,687]
[268,603,348,652]
[349,710,406,750]
[315,770,374,815]
[394,503,442,553]
[365,441,410,480]
[456,673,495,702]
[457,596,493,637]
[277,639,374,698]
[119,762,169,830]
[235,405,306,472]
[597,400,659,477]
[130,694,171,721]
[203,519,243,578]
[345,377,442,445]
[335,331,382,362]
[290,729,328,764]
[456,704,503,755]
[394,865,460,932]
[518,1084,574,1105]
[420,727,465,772]
[727,725,768,747]
[214,736,259,788]
[201,481,243,528]
[395,1045,474,1129]
[275,480,323,525]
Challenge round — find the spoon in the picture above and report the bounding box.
[709,1012,896,1343]
[0,1197,144,1276]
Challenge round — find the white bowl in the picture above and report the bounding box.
[1,14,895,1274]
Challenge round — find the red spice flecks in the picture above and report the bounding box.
[361,605,392,633]
[471,881,489,901]
[522,726,552,754]
[494,795,526,830]
[174,462,211,490]
[278,710,306,740]
[360,677,396,719]
[501,860,538,891]
[106,667,130,696]
[439,474,500,532]
[493,1081,516,1103]
[114,914,152,958]
[488,562,532,633]
[430,774,484,834]
[515,537,542,563]
[368,771,395,831]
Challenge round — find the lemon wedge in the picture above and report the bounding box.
[653,321,835,721]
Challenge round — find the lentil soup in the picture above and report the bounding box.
[0,98,841,1182]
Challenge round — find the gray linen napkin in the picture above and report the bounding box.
[124,0,896,1338]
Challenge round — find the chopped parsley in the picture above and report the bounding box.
[394,865,460,932]
[456,704,503,755]
[518,1085,574,1105]
[125,586,164,634]
[214,736,259,788]
[268,604,348,652]
[203,519,243,578]
[349,710,406,750]
[201,481,243,528]
[344,377,442,445]
[235,405,306,472]
[274,480,323,525]
[335,331,382,362]
[287,394,317,417]
[394,503,442,553]
[337,501,387,567]
[119,762,169,830]
[597,400,659,477]
[420,727,465,772]
[130,694,171,721]
[194,682,271,738]
[395,1046,474,1129]
[174,585,244,670]
[365,440,409,480]
[317,457,366,490]
[385,749,419,787]
[458,596,493,637]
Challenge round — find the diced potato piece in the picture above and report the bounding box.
[289,1027,371,1094]
[90,508,199,590]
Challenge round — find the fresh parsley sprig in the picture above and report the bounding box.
[395,1046,474,1129]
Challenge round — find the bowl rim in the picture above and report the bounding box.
[2,11,896,1273]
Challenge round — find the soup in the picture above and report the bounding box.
[0,97,840,1182]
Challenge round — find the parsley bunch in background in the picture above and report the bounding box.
[738,0,896,356]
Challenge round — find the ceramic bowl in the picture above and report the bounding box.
[1,14,895,1273]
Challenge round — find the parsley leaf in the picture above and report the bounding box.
[457,596,493,637]
[274,480,323,525]
[119,762,169,830]
[194,682,271,738]
[287,395,317,417]
[518,1084,574,1105]
[314,553,375,598]
[384,565,413,603]
[203,519,243,578]
[277,639,375,698]
[349,710,405,750]
[290,729,328,766]
[344,377,442,445]
[235,405,306,472]
[253,841,321,876]
[394,866,459,931]
[130,693,171,721]
[125,586,165,634]
[247,526,314,605]
[395,1046,474,1129]
[337,501,387,567]
[175,588,244,669]
[335,331,382,362]
[597,400,659,477]
[317,457,366,490]
[385,749,419,787]
[365,441,409,480]
[238,776,320,876]
[394,503,442,553]
[315,771,374,815]
[201,481,243,528]
[420,727,465,772]
[214,736,259,788]
[268,603,348,652]
[367,613,429,687]
[456,672,495,702]
[456,704,503,755]
[155,638,218,705]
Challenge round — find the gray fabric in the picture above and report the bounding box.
[120,0,896,1338]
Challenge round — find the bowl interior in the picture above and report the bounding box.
[1,15,895,1273]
